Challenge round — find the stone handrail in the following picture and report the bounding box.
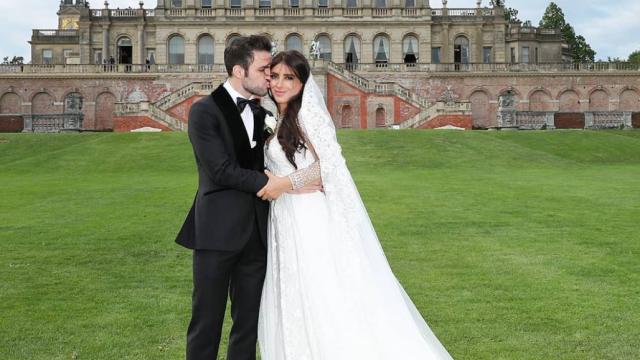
[3,62,639,75]
[149,104,186,130]
[153,81,216,111]
[398,102,471,129]
[23,113,83,132]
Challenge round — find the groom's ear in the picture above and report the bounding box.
[232,64,245,79]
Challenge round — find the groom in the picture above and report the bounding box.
[176,35,292,360]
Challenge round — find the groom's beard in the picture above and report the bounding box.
[242,78,269,97]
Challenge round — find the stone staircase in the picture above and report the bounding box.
[326,61,471,129]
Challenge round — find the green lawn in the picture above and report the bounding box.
[1,130,639,359]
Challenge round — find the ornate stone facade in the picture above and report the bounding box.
[1,0,638,132]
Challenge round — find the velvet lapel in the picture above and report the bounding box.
[211,85,251,162]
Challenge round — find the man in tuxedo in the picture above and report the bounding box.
[175,35,292,360]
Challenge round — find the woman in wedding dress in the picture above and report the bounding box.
[258,50,453,360]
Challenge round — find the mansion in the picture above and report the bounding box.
[0,0,639,132]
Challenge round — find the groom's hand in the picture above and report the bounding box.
[257,170,292,201]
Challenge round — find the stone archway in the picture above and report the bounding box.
[469,90,491,128]
[558,90,580,112]
[529,90,553,111]
[341,104,353,128]
[375,107,386,127]
[0,93,21,114]
[95,92,116,130]
[619,89,640,112]
[589,89,609,111]
[32,92,56,114]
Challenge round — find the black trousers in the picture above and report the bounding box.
[186,221,267,360]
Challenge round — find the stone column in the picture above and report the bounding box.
[137,24,145,64]
[442,23,450,63]
[102,24,110,60]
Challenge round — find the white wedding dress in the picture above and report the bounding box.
[258,76,453,360]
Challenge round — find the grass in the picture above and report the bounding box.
[1,130,639,359]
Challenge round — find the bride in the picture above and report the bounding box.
[257,50,453,360]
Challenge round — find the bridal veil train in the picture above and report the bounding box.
[258,74,453,360]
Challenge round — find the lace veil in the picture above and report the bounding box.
[297,74,453,358]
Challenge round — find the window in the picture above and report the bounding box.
[483,47,492,64]
[64,0,73,4]
[259,0,271,7]
[64,49,73,59]
[344,35,361,68]
[402,35,418,64]
[201,0,212,7]
[172,0,182,7]
[510,47,516,63]
[290,0,299,7]
[42,49,53,64]
[316,35,332,60]
[285,34,303,52]
[94,50,102,64]
[146,49,156,64]
[431,47,441,64]
[198,35,214,64]
[230,0,241,8]
[405,0,415,7]
[168,35,185,64]
[522,46,530,64]
[346,0,357,8]
[454,36,469,64]
[227,34,242,46]
[375,0,386,8]
[373,35,390,64]
[318,0,328,7]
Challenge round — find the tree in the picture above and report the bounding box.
[1,56,24,65]
[629,50,640,65]
[539,2,595,62]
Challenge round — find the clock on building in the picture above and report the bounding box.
[61,18,78,30]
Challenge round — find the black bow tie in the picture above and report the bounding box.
[236,97,260,114]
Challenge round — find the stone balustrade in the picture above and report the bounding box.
[23,113,83,132]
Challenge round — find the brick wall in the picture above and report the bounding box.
[0,115,24,132]
[113,116,172,132]
[555,113,585,129]
[633,113,640,128]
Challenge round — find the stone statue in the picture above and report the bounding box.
[309,40,320,60]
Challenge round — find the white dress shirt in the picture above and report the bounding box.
[223,80,256,148]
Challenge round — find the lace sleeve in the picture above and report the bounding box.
[288,161,321,190]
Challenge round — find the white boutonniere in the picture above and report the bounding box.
[264,112,277,135]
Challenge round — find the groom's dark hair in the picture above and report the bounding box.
[224,35,272,76]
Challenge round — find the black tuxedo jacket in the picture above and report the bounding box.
[176,85,270,251]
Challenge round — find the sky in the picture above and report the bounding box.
[2,0,639,62]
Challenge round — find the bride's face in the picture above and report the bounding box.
[269,63,303,111]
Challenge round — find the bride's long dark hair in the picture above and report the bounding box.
[269,50,310,169]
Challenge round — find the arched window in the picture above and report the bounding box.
[346,0,357,8]
[117,37,133,65]
[198,35,214,64]
[168,35,185,65]
[285,34,303,52]
[454,35,470,64]
[373,35,390,64]
[402,35,418,64]
[344,35,361,69]
[226,34,242,46]
[316,35,332,61]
